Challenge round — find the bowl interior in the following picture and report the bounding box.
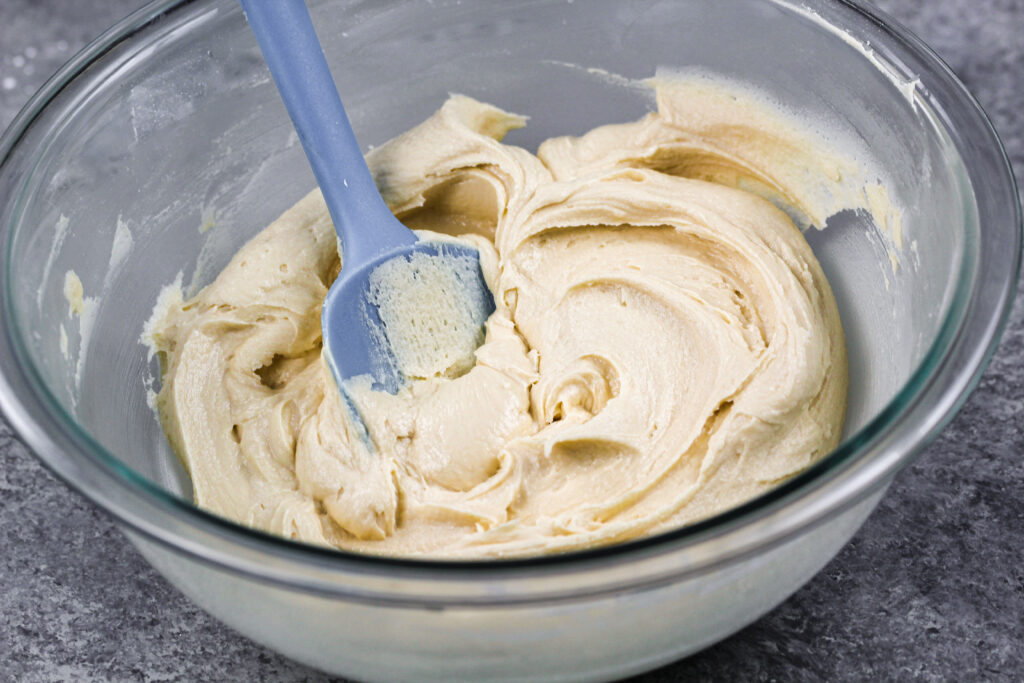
[4,0,971,510]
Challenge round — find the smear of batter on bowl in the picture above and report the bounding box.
[146,76,897,558]
[64,269,97,401]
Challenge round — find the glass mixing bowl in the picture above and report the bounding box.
[0,0,1019,680]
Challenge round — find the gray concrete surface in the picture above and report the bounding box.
[1,0,1021,680]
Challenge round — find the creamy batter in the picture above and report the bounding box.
[148,78,864,558]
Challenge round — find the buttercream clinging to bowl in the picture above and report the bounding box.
[146,77,886,558]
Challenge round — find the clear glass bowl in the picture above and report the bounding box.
[0,0,1018,680]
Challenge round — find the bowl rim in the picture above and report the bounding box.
[0,0,1020,603]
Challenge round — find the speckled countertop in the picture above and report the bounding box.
[1,0,1021,680]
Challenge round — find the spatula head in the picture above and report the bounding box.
[322,240,495,396]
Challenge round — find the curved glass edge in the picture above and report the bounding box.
[0,0,1020,596]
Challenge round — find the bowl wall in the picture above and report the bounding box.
[126,489,886,681]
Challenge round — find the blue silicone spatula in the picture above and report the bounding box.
[238,0,494,401]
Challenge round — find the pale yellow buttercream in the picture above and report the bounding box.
[149,80,855,558]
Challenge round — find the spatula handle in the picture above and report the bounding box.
[238,0,415,264]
